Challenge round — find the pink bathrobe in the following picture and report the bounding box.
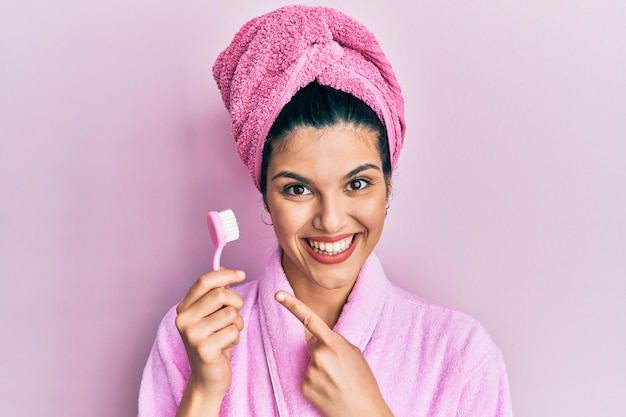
[138,249,513,416]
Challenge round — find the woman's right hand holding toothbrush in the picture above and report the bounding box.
[174,268,246,417]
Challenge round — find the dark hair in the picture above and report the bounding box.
[260,81,391,194]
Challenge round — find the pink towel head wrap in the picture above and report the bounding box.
[213,5,406,191]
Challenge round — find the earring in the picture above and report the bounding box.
[385,204,390,217]
[260,206,273,226]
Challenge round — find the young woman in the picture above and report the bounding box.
[138,5,513,417]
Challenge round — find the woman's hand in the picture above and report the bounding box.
[174,269,246,415]
[275,291,394,417]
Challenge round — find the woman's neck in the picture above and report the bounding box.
[281,268,355,329]
[279,250,360,328]
[292,282,352,329]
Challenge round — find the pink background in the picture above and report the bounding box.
[1,1,625,416]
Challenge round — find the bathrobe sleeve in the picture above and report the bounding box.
[455,344,513,417]
[138,306,190,417]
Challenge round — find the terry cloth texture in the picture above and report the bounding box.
[212,5,406,191]
[138,247,514,416]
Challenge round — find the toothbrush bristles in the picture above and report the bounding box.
[219,209,240,242]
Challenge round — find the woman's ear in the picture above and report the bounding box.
[386,176,394,200]
[262,196,270,214]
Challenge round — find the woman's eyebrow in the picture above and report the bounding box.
[342,163,381,181]
[271,163,380,183]
[271,171,312,184]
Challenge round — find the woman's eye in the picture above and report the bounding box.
[347,178,370,191]
[284,184,311,196]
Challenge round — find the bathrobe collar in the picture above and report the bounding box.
[257,246,390,416]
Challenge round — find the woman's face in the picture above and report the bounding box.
[265,123,390,293]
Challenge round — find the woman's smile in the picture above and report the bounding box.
[303,233,360,264]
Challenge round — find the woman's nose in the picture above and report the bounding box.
[312,195,345,233]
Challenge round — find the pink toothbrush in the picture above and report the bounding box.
[207,209,240,271]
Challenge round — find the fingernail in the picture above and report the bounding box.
[235,270,245,278]
[275,292,285,302]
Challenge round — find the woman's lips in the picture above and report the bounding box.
[303,233,360,264]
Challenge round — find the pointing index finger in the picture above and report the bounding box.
[275,291,332,343]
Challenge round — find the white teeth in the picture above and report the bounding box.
[307,235,355,256]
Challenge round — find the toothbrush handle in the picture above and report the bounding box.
[212,245,224,271]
